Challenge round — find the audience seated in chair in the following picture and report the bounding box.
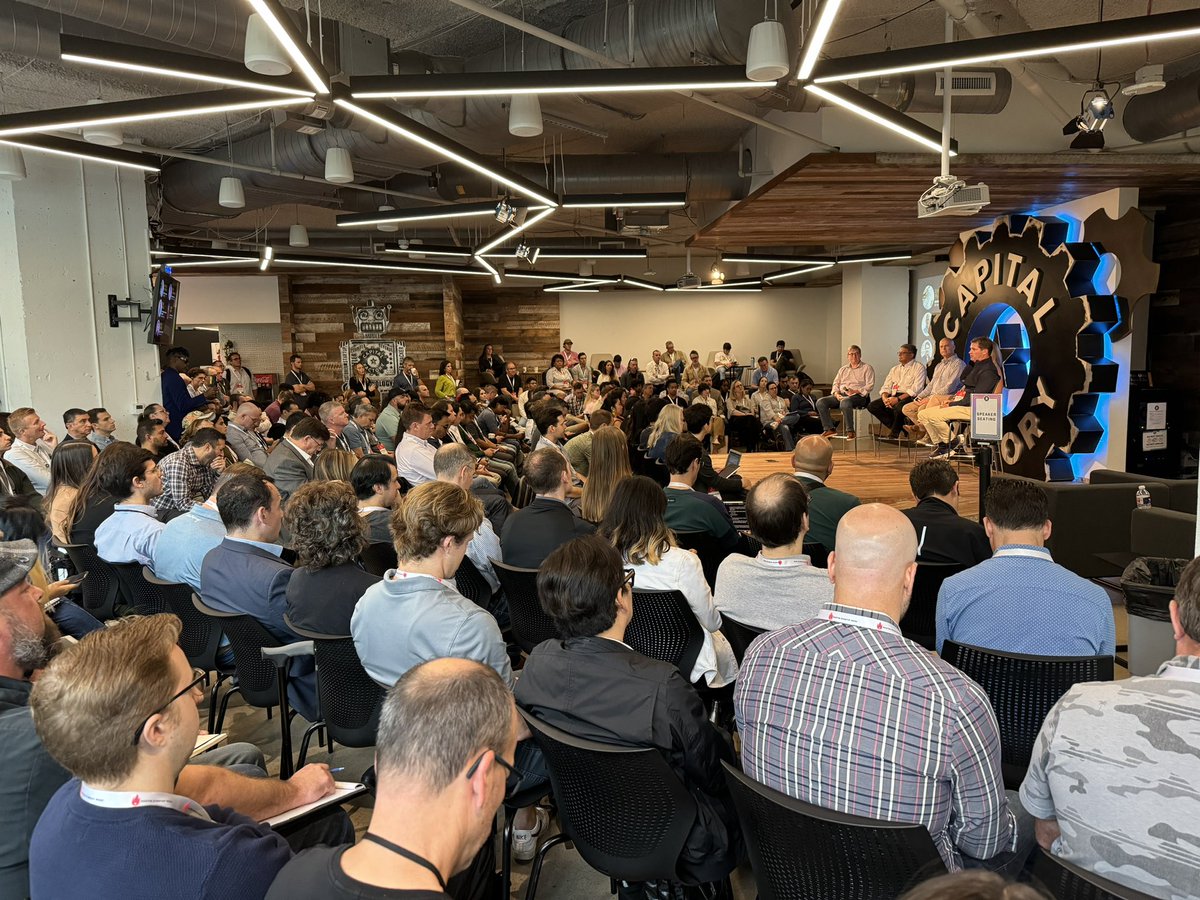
[199,472,318,721]
[284,480,380,635]
[791,436,861,552]
[662,434,739,552]
[714,473,833,632]
[902,459,991,568]
[434,444,504,600]
[736,504,1034,876]
[514,535,743,889]
[598,476,738,689]
[935,478,1115,657]
[93,444,167,567]
[499,449,594,569]
[579,425,631,526]
[683,404,744,501]
[25,614,352,900]
[1019,555,1200,900]
[265,416,329,503]
[350,454,402,545]
[267,659,520,900]
[153,427,227,518]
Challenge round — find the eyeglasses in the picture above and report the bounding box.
[465,749,517,780]
[131,667,206,746]
[622,567,635,592]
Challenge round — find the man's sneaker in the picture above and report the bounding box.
[915,438,934,448]
[951,433,969,452]
[929,443,951,459]
[512,807,549,862]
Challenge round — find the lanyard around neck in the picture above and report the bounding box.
[80,783,211,820]
[822,606,902,636]
[362,833,447,891]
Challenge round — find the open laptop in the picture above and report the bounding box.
[717,450,741,479]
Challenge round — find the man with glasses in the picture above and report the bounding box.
[26,613,352,899]
[868,343,928,439]
[755,379,794,451]
[817,345,876,440]
[515,536,742,892]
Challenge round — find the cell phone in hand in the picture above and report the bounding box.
[64,571,89,586]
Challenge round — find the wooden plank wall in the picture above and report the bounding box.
[459,283,561,385]
[443,277,465,379]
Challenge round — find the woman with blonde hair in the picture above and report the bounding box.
[598,476,738,688]
[313,448,356,483]
[725,379,760,451]
[645,403,684,462]
[580,426,632,524]
[582,383,604,416]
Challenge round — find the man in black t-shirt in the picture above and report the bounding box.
[266,659,520,900]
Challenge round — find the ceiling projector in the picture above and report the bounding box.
[675,271,701,290]
[917,175,990,219]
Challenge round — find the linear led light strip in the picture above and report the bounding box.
[155,258,261,268]
[763,263,837,283]
[259,246,274,271]
[246,0,330,95]
[839,252,913,264]
[695,278,764,290]
[562,194,686,210]
[272,255,493,276]
[0,90,311,139]
[475,207,558,257]
[338,203,512,228]
[334,96,559,209]
[59,35,313,97]
[797,0,846,80]
[618,275,665,292]
[804,85,955,156]
[382,245,474,258]
[811,9,1200,83]
[473,255,503,285]
[482,248,647,260]
[0,137,159,172]
[500,270,605,282]
[722,253,835,266]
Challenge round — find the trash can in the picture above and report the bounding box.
[1120,557,1187,675]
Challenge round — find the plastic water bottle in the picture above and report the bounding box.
[1136,484,1152,509]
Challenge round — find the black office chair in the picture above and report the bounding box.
[58,542,122,620]
[626,589,705,678]
[723,762,947,900]
[521,710,714,900]
[359,541,397,577]
[645,455,669,487]
[454,555,493,609]
[513,477,536,509]
[285,617,387,769]
[491,560,560,654]
[720,616,767,664]
[802,542,829,569]
[900,562,967,651]
[1032,850,1158,900]
[192,593,311,778]
[673,530,730,591]
[144,570,230,733]
[108,563,170,616]
[941,641,1114,789]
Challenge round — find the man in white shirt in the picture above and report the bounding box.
[3,408,58,495]
[816,345,876,440]
[868,343,928,438]
[224,352,254,396]
[645,350,670,390]
[394,405,439,487]
[712,343,737,387]
[94,447,166,566]
[902,338,967,439]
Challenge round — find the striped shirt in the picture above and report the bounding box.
[735,602,1016,870]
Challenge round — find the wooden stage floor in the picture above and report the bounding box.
[712,442,982,520]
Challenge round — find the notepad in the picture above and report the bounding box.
[263,781,369,828]
[191,733,228,758]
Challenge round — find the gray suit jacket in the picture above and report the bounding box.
[265,440,313,502]
[226,423,269,468]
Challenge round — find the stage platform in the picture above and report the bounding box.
[712,442,981,520]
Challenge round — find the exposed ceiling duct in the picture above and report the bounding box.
[1123,68,1200,144]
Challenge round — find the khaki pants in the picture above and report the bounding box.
[902,396,951,432]
[919,404,972,444]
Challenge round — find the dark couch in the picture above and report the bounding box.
[1131,507,1197,561]
[1089,469,1197,515]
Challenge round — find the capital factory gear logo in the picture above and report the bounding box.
[934,215,1127,481]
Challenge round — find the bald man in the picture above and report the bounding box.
[736,504,1032,877]
[791,436,861,552]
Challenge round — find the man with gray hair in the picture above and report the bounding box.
[226,402,269,468]
[318,400,351,452]
[266,658,519,899]
[736,504,1031,876]
[1019,555,1200,899]
[434,444,503,596]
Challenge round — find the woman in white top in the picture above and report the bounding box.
[596,360,618,385]
[599,475,738,688]
[582,383,605,415]
[544,353,573,396]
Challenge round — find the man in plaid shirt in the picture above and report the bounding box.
[152,427,227,517]
[735,503,1033,874]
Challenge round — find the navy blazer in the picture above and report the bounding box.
[199,538,317,720]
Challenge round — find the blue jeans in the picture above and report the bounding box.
[817,394,869,432]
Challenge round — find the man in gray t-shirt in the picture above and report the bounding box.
[1020,557,1200,900]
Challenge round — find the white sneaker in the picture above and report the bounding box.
[512,807,549,862]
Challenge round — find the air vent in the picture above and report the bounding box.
[935,71,997,96]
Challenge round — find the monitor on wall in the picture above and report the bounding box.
[148,270,180,346]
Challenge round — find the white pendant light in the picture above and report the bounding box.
[509,94,543,137]
[376,204,398,232]
[289,223,309,247]
[244,12,293,77]
[0,143,26,180]
[325,146,354,183]
[746,9,790,82]
[219,176,246,208]
[579,259,594,278]
[210,239,229,250]
[735,261,751,277]
[82,98,124,147]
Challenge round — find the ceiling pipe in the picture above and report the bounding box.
[933,0,1074,125]
[441,0,837,152]
[1123,68,1200,144]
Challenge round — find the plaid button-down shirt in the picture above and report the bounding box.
[153,445,218,516]
[735,602,1016,870]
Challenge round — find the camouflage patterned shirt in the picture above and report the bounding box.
[1019,655,1200,899]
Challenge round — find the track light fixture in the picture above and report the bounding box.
[514,241,540,265]
[1063,83,1115,149]
[495,198,517,225]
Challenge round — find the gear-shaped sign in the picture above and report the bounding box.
[934,215,1128,481]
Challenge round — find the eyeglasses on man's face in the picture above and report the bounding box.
[465,749,517,781]
[131,667,206,746]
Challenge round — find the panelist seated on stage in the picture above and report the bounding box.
[817,345,875,439]
[935,477,1115,658]
[902,459,991,568]
[919,337,1001,458]
[868,344,928,439]
[902,338,966,437]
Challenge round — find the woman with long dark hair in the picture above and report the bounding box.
[349,361,379,404]
[46,441,97,545]
[434,359,459,400]
[598,476,738,688]
[477,343,505,381]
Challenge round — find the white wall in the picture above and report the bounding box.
[0,154,159,440]
[558,286,843,382]
[175,274,281,325]
[840,264,911,380]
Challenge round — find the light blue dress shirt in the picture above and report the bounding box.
[152,503,226,590]
[94,504,165,567]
